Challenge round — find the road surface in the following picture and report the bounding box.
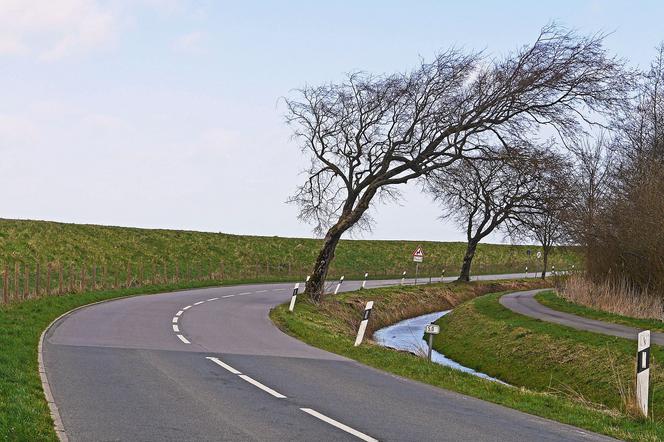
[501,289,664,345]
[43,276,615,441]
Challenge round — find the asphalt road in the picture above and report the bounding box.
[501,289,664,345]
[43,275,616,441]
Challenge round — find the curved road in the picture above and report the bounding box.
[44,277,615,441]
[501,289,664,345]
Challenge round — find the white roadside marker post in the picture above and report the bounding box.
[401,271,406,286]
[636,330,651,417]
[361,272,368,289]
[441,269,445,282]
[354,301,374,347]
[334,276,344,295]
[525,266,528,278]
[424,323,440,361]
[288,283,300,312]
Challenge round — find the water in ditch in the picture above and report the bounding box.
[373,310,507,384]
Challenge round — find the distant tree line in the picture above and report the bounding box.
[285,23,652,302]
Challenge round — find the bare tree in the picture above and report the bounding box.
[286,25,630,301]
[427,146,563,281]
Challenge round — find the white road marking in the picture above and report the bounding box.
[183,305,192,311]
[177,334,190,344]
[256,290,268,293]
[237,292,251,296]
[172,324,180,332]
[207,297,219,301]
[238,375,286,399]
[222,294,235,298]
[206,357,242,375]
[194,301,205,306]
[172,317,179,323]
[176,310,184,316]
[300,408,378,442]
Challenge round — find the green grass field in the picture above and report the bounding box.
[270,282,660,441]
[435,291,664,440]
[0,218,580,285]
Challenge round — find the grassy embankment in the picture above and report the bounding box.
[0,218,579,284]
[435,290,664,441]
[270,280,661,441]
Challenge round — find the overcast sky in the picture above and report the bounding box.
[0,0,662,242]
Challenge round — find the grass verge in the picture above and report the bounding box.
[271,281,661,441]
[536,290,664,333]
[435,290,664,441]
[0,278,266,441]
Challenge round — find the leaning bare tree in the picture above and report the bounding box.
[286,25,629,301]
[427,146,564,282]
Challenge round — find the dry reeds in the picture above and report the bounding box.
[561,275,663,321]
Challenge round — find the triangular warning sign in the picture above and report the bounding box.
[412,246,424,258]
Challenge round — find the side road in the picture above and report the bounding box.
[501,289,664,345]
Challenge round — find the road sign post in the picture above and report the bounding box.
[354,301,374,346]
[412,246,424,285]
[424,324,440,361]
[636,330,651,417]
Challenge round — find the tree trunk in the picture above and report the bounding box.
[304,229,343,302]
[541,247,550,279]
[458,240,479,282]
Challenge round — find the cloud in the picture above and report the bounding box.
[0,0,117,60]
[172,30,205,54]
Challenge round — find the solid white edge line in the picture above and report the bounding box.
[176,310,184,316]
[238,375,287,399]
[172,324,180,332]
[172,317,179,323]
[207,297,219,301]
[222,294,235,298]
[300,408,378,442]
[194,301,204,306]
[177,334,190,344]
[183,305,192,310]
[206,357,242,375]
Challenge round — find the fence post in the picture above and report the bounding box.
[46,263,51,297]
[14,262,19,300]
[36,262,41,297]
[59,263,64,295]
[3,265,8,304]
[24,264,30,299]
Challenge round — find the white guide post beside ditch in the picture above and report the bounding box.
[362,272,368,289]
[354,301,374,347]
[636,330,651,417]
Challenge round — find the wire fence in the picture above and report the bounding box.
[0,258,576,306]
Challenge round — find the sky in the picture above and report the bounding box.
[0,0,662,242]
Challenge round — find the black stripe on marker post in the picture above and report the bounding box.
[638,348,651,373]
[363,308,372,321]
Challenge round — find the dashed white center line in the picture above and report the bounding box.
[172,317,179,323]
[172,324,180,333]
[300,408,378,442]
[176,310,184,316]
[183,305,192,311]
[237,292,251,296]
[177,334,190,344]
[194,301,205,306]
[256,290,268,293]
[207,297,219,301]
[206,357,242,374]
[238,375,287,399]
[222,294,235,298]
